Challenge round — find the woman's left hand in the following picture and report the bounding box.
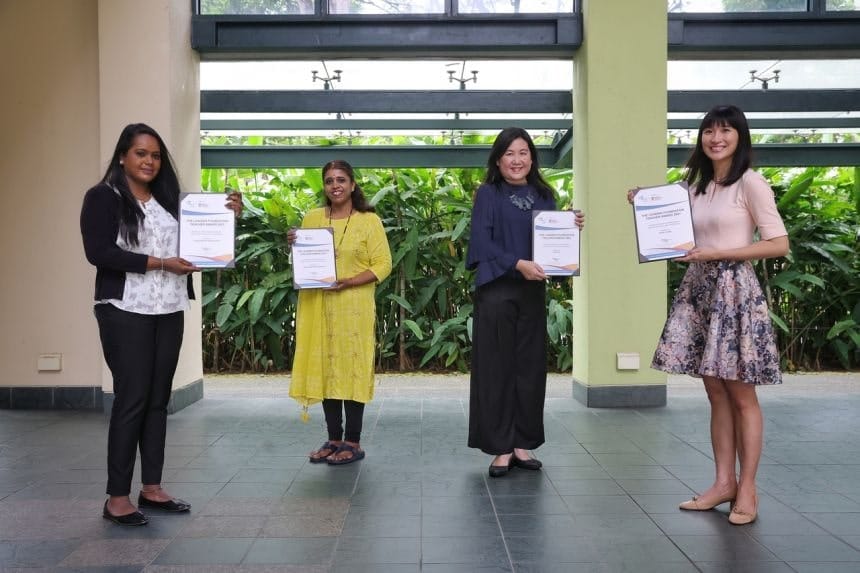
[325,278,353,291]
[574,210,585,230]
[676,247,719,263]
[225,192,243,217]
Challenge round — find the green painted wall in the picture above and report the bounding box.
[571,0,669,390]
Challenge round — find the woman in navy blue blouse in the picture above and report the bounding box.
[467,127,584,477]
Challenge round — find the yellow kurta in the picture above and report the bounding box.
[290,208,392,408]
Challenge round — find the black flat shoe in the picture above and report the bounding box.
[138,495,191,512]
[512,456,542,471]
[103,501,148,526]
[488,457,513,478]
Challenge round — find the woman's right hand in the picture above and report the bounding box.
[287,228,297,246]
[162,257,199,275]
[516,259,546,281]
[627,187,640,205]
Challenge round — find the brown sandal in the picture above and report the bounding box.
[309,441,339,463]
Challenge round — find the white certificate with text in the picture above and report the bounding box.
[291,228,337,289]
[179,193,235,268]
[532,210,581,277]
[632,183,696,263]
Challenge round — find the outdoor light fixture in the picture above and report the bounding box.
[447,68,479,89]
[312,68,344,119]
[311,69,342,90]
[447,63,479,120]
[749,68,780,90]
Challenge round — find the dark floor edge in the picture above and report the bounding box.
[0,379,204,413]
[572,378,666,408]
[0,386,104,410]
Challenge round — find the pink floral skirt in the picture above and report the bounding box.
[652,260,782,385]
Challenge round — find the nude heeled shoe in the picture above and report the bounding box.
[728,497,758,525]
[679,493,736,511]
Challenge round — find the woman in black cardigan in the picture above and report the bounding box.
[81,123,241,525]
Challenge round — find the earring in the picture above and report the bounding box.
[119,161,124,165]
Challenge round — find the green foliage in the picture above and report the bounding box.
[760,167,860,370]
[202,163,575,372]
[205,161,858,373]
[665,167,860,370]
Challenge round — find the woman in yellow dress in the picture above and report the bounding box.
[288,160,392,465]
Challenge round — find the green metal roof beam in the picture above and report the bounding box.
[668,143,860,167]
[202,89,860,115]
[201,145,558,168]
[669,118,860,130]
[201,143,860,169]
[201,119,572,131]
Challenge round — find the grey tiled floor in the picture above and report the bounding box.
[2,373,860,572]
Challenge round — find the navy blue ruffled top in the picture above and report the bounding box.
[466,182,556,288]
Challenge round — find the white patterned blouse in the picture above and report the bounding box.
[101,197,189,315]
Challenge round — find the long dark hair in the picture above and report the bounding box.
[685,105,753,195]
[322,160,374,213]
[100,123,181,245]
[483,127,554,200]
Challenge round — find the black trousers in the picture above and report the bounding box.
[322,399,365,443]
[94,304,184,496]
[468,277,547,455]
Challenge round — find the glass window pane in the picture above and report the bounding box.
[328,0,444,14]
[459,0,574,14]
[827,0,860,9]
[200,0,314,14]
[669,59,860,89]
[668,0,807,12]
[202,60,573,90]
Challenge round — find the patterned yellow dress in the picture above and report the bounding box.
[290,207,392,409]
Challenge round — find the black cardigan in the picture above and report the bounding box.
[80,183,194,302]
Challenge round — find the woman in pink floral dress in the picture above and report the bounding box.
[651,105,789,525]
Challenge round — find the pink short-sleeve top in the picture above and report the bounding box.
[690,169,787,251]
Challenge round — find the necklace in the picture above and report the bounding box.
[329,207,353,258]
[509,190,535,211]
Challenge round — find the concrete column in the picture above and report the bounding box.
[97,0,203,408]
[0,0,103,408]
[0,0,202,410]
[571,0,668,407]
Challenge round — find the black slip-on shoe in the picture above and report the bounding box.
[511,456,542,471]
[488,459,513,478]
[103,501,148,526]
[137,495,191,513]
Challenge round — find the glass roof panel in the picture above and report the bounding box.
[329,0,445,15]
[201,60,574,91]
[458,0,574,13]
[668,0,807,12]
[668,59,860,90]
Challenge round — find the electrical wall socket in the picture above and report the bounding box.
[37,353,63,372]
[616,352,640,370]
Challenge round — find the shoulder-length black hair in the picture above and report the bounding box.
[685,105,753,195]
[100,123,181,245]
[322,159,375,213]
[483,127,554,200]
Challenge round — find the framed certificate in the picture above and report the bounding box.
[291,228,337,289]
[632,183,696,263]
[532,210,581,277]
[179,193,236,268]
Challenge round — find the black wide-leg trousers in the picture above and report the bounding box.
[468,277,547,455]
[94,304,184,496]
